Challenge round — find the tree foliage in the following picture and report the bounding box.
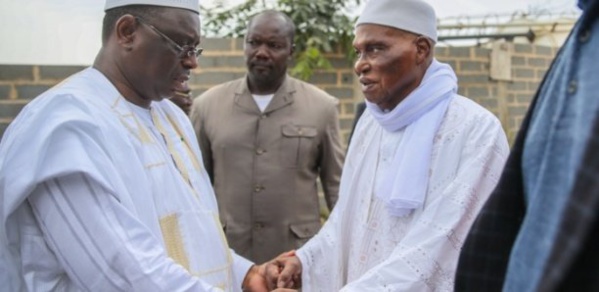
[201,0,361,80]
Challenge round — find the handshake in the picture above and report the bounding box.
[242,250,303,292]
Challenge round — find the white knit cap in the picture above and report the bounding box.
[356,0,438,42]
[105,0,199,13]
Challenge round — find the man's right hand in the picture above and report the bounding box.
[264,251,302,290]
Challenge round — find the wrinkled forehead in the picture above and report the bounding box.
[160,7,200,27]
[353,23,413,45]
[247,14,290,38]
[158,8,201,39]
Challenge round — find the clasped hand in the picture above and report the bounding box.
[242,250,302,292]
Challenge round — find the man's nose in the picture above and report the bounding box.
[354,55,371,76]
[182,55,199,69]
[254,45,270,58]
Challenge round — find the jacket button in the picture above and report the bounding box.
[568,80,578,94]
[254,222,264,229]
[255,148,266,155]
[254,185,263,192]
[580,29,591,43]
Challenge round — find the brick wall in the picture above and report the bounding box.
[0,38,558,145]
[435,43,558,142]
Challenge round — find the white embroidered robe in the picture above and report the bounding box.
[297,95,510,291]
[0,68,252,291]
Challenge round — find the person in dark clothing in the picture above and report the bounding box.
[455,1,599,291]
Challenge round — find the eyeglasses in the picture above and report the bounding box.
[135,16,203,60]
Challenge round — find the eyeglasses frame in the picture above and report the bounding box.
[134,16,203,59]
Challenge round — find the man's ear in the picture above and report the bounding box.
[414,36,432,64]
[115,14,138,49]
[289,43,295,60]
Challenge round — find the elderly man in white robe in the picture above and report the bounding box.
[265,0,510,291]
[0,1,274,291]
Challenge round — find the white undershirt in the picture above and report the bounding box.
[252,94,274,112]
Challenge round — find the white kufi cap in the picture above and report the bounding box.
[356,0,438,42]
[105,0,200,13]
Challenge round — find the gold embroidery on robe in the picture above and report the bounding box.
[159,214,190,271]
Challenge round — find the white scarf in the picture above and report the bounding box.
[366,59,457,217]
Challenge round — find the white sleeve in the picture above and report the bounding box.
[28,173,223,292]
[231,251,254,289]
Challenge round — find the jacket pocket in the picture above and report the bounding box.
[289,221,322,248]
[280,124,317,168]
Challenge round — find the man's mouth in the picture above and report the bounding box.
[252,63,271,70]
[172,77,191,97]
[174,91,190,98]
[359,78,376,93]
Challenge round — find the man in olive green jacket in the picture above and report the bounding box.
[190,10,344,264]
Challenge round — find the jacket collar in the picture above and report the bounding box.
[233,74,296,114]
